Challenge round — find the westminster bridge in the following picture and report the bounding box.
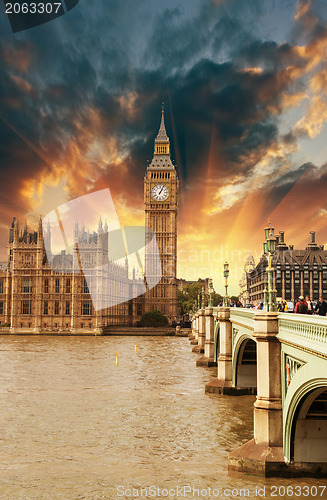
[189,307,327,477]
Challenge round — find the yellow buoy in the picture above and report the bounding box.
[135,343,137,353]
[116,352,119,366]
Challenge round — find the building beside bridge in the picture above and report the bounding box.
[177,278,211,294]
[246,230,327,304]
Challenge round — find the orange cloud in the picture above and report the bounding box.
[294,0,312,21]
[295,96,327,138]
[1,42,34,73]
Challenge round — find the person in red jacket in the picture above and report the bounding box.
[295,296,308,314]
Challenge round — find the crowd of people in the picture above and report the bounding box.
[293,295,327,316]
[250,296,327,316]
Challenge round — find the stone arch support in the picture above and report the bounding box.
[213,320,220,362]
[284,375,327,463]
[232,333,257,388]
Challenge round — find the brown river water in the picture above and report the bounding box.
[0,335,325,499]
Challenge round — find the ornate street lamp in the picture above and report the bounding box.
[223,261,229,307]
[201,286,205,309]
[263,224,277,312]
[208,278,214,307]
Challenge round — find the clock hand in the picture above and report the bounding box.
[159,186,164,194]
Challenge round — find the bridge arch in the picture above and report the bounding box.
[213,321,220,363]
[232,335,257,389]
[284,378,327,463]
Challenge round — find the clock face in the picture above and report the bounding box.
[152,184,169,201]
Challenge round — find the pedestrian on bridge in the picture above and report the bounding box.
[305,295,314,315]
[314,296,327,316]
[277,299,286,312]
[295,296,308,314]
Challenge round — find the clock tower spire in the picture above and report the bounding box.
[144,105,179,322]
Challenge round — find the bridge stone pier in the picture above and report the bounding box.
[191,307,327,477]
[190,313,198,345]
[192,309,205,353]
[196,307,216,366]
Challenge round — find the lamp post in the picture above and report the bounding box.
[223,261,229,307]
[208,278,214,307]
[201,287,205,309]
[263,224,277,312]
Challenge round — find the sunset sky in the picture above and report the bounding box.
[1,0,327,294]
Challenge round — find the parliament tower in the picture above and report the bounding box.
[144,108,179,321]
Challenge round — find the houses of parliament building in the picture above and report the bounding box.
[0,110,179,333]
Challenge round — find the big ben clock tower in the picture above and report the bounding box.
[144,107,179,321]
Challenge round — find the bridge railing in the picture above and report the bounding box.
[229,308,255,331]
[278,313,327,358]
[193,307,327,358]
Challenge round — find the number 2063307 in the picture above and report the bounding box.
[5,3,62,14]
[269,485,326,497]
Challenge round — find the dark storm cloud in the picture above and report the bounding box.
[0,0,325,221]
[272,162,312,201]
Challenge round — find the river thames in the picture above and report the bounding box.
[0,335,325,499]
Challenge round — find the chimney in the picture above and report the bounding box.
[307,230,319,249]
[276,230,288,249]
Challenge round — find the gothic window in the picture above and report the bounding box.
[21,300,31,315]
[66,278,71,294]
[44,301,48,315]
[55,278,60,294]
[54,301,59,315]
[82,279,89,294]
[85,254,90,267]
[44,278,49,294]
[81,301,92,316]
[0,301,3,315]
[25,254,31,264]
[22,278,32,293]
[0,279,3,294]
[65,301,70,315]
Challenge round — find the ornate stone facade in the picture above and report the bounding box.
[0,217,135,332]
[246,230,327,304]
